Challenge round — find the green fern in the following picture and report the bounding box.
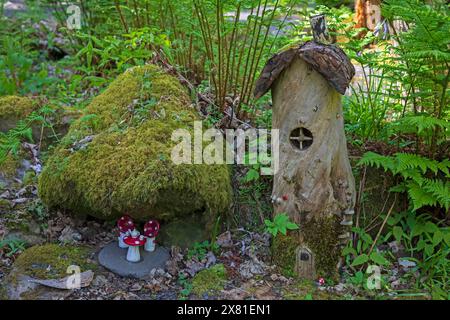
[390,115,449,137]
[359,152,450,211]
[0,105,58,165]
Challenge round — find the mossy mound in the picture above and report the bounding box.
[38,65,232,222]
[12,244,95,280]
[192,264,227,296]
[0,96,36,132]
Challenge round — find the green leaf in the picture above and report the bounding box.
[393,226,403,242]
[244,168,259,182]
[264,219,274,228]
[342,246,357,256]
[432,231,443,247]
[286,222,299,230]
[424,244,434,257]
[351,254,369,266]
[370,252,390,266]
[424,222,438,233]
[444,233,450,247]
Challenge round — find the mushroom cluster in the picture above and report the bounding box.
[116,215,160,262]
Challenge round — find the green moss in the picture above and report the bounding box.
[22,170,36,185]
[13,244,95,279]
[0,198,10,211]
[0,152,21,179]
[38,65,232,221]
[272,233,300,277]
[282,279,343,300]
[302,215,342,279]
[272,215,343,280]
[191,264,227,296]
[0,96,35,119]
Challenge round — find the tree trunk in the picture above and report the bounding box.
[270,57,355,279]
[355,0,382,34]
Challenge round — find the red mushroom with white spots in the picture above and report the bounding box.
[123,229,146,262]
[143,220,160,252]
[117,215,135,248]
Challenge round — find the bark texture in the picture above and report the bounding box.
[355,0,382,31]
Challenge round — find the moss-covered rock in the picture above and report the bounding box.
[191,264,227,296]
[4,244,95,300]
[38,65,232,222]
[12,244,95,280]
[0,96,36,132]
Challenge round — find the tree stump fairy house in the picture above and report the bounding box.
[254,18,356,279]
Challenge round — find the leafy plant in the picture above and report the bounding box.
[264,213,299,237]
[177,272,193,300]
[388,211,449,298]
[0,239,27,257]
[343,227,391,269]
[359,152,450,211]
[187,240,218,260]
[0,105,59,166]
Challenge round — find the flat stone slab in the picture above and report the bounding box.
[98,242,170,279]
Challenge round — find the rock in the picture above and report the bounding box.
[97,241,170,279]
[58,226,82,243]
[398,258,417,270]
[238,258,267,279]
[38,65,231,223]
[92,274,109,287]
[29,270,94,289]
[216,231,233,248]
[4,273,74,300]
[4,244,96,299]
[129,283,142,291]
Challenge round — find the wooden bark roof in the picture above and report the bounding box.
[254,41,355,98]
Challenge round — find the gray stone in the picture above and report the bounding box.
[5,273,73,300]
[98,242,170,279]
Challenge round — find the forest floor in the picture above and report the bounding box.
[0,1,437,301]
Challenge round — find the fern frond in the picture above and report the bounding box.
[358,152,395,172]
[392,115,450,136]
[423,179,450,211]
[395,153,439,175]
[407,181,439,211]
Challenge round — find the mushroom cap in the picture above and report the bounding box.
[143,220,160,238]
[118,215,135,232]
[123,235,146,246]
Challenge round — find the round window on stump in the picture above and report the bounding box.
[289,127,313,150]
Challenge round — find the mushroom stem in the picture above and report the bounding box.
[118,233,128,248]
[144,237,155,252]
[126,246,141,262]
